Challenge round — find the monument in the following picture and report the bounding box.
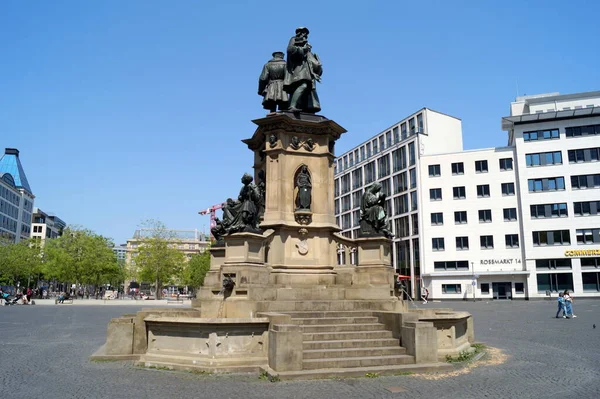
[92,27,474,379]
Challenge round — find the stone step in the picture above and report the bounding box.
[282,311,375,319]
[303,330,393,341]
[301,323,386,333]
[303,338,400,350]
[260,362,454,381]
[303,354,415,370]
[256,300,397,312]
[303,346,406,359]
[292,316,379,325]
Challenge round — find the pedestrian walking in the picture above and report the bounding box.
[556,292,567,318]
[421,287,429,304]
[563,290,576,318]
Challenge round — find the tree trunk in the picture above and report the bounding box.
[156,277,160,299]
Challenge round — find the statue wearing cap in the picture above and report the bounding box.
[283,27,322,113]
[258,51,289,112]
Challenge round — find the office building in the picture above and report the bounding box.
[112,244,128,261]
[30,207,66,241]
[335,91,600,299]
[0,148,35,243]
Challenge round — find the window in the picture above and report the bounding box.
[501,183,515,196]
[394,194,409,214]
[480,235,494,249]
[393,172,408,193]
[393,127,399,143]
[523,128,560,141]
[451,162,464,175]
[431,212,443,225]
[417,113,423,131]
[366,142,372,157]
[525,151,562,166]
[537,273,573,293]
[408,142,416,166]
[478,209,492,223]
[532,230,570,246]
[454,211,468,224]
[410,191,418,211]
[409,168,417,189]
[381,179,391,197]
[392,147,407,171]
[530,203,568,218]
[428,164,441,177]
[582,258,600,268]
[352,191,362,209]
[341,195,351,212]
[364,161,376,184]
[475,160,488,173]
[499,158,513,171]
[576,228,600,244]
[341,174,351,194]
[386,131,392,147]
[453,186,466,199]
[568,148,600,163]
[442,284,462,294]
[574,201,600,216]
[456,236,469,250]
[505,234,519,248]
[377,155,390,178]
[435,261,469,271]
[480,283,490,294]
[527,177,565,192]
[503,208,517,221]
[372,139,378,154]
[429,188,442,201]
[476,185,490,198]
[432,238,445,251]
[565,124,600,137]
[352,169,363,189]
[515,282,524,294]
[571,174,600,190]
[401,123,407,140]
[394,216,410,237]
[582,273,600,292]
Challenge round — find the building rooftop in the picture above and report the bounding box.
[0,148,33,194]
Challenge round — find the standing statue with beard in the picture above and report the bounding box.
[283,27,322,113]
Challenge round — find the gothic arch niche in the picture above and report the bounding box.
[293,164,312,212]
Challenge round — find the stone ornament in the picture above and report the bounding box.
[296,239,309,255]
[288,136,315,152]
[295,212,312,226]
[268,134,278,148]
[303,138,314,151]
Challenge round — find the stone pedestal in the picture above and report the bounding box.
[353,236,394,287]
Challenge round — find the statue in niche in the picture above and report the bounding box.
[290,136,301,150]
[284,27,322,113]
[359,182,393,238]
[257,169,266,217]
[258,52,289,112]
[304,137,314,151]
[295,165,312,211]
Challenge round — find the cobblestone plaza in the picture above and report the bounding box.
[0,300,598,399]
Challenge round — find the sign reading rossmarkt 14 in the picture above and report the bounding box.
[564,249,600,257]
[480,258,522,265]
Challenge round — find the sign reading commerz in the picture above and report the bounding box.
[564,249,600,257]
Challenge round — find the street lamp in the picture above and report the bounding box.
[471,262,478,302]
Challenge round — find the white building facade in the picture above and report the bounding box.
[30,207,66,241]
[334,108,463,297]
[335,91,600,300]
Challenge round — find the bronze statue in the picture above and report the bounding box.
[295,165,312,210]
[283,27,322,113]
[258,52,289,112]
[210,217,226,245]
[359,182,393,238]
[257,169,266,217]
[221,198,239,232]
[236,173,262,233]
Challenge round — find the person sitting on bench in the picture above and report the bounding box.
[58,291,71,303]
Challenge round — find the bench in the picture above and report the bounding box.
[55,298,73,304]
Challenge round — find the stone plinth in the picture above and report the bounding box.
[204,246,225,287]
[225,232,267,265]
[352,236,394,288]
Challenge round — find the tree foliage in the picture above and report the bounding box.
[133,220,185,299]
[42,227,121,286]
[182,249,211,289]
[0,238,43,287]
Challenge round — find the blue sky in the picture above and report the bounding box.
[1,0,598,244]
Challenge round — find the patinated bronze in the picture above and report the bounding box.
[210,217,226,245]
[295,165,312,210]
[290,136,301,150]
[258,52,289,112]
[284,27,322,113]
[359,182,393,238]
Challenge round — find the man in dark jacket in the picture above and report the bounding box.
[258,52,288,112]
[283,27,322,113]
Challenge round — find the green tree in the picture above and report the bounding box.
[0,238,43,288]
[42,227,121,289]
[182,249,211,290]
[134,220,185,299]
